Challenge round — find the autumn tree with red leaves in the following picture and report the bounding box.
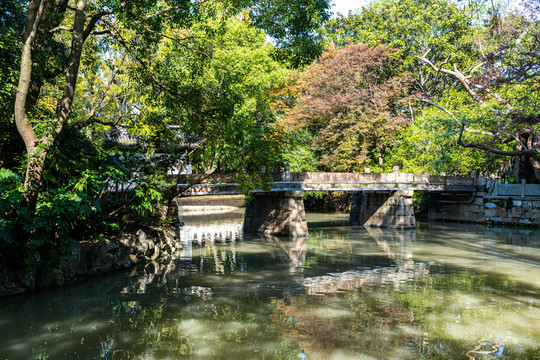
[280,44,413,172]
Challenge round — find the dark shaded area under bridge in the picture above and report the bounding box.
[176,171,482,237]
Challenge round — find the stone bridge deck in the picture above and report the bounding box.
[177,172,478,196]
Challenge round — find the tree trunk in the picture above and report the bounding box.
[515,129,540,183]
[14,0,88,210]
[23,146,50,211]
[14,0,46,210]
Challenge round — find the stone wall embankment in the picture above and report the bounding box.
[428,178,540,226]
[0,228,181,298]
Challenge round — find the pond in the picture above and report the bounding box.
[0,211,539,359]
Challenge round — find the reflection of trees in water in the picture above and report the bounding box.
[303,230,353,268]
[270,289,416,359]
[99,293,304,359]
[268,266,540,360]
[2,224,540,359]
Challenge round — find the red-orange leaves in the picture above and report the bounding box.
[283,44,413,171]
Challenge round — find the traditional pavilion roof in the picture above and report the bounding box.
[103,125,200,149]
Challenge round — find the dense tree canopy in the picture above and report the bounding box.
[8,0,330,211]
[251,0,332,68]
[416,1,540,181]
[279,44,412,171]
[320,0,540,179]
[1,0,329,261]
[324,0,480,95]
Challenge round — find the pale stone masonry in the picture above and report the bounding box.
[428,178,540,226]
[243,191,308,236]
[349,191,416,228]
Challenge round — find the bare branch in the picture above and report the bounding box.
[458,126,536,156]
[466,62,483,79]
[421,99,460,123]
[478,41,486,60]
[49,25,72,32]
[421,99,516,141]
[88,53,127,118]
[418,50,485,104]
[419,49,517,115]
[471,84,515,113]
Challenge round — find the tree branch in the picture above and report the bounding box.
[421,99,519,143]
[109,24,179,96]
[458,125,536,156]
[73,115,120,130]
[471,84,515,113]
[125,10,213,58]
[49,25,72,32]
[83,7,116,42]
[88,53,127,119]
[418,49,485,104]
[53,0,88,138]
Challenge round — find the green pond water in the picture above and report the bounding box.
[0,211,539,360]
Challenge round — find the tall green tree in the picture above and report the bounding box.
[128,11,290,193]
[417,1,540,182]
[12,0,331,214]
[250,0,332,68]
[323,0,540,180]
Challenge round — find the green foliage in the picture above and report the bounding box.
[133,13,289,189]
[281,43,412,172]
[384,109,507,175]
[250,0,332,68]
[0,169,24,246]
[0,0,25,168]
[281,131,322,172]
[324,0,480,94]
[2,1,315,264]
[132,179,163,216]
[0,125,174,266]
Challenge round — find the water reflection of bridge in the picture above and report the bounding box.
[175,218,430,295]
[179,222,243,243]
[301,228,427,295]
[178,222,243,260]
[303,263,430,295]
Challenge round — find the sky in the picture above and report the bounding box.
[330,0,368,17]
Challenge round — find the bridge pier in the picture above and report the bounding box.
[243,191,308,237]
[349,191,416,228]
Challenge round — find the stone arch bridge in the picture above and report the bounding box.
[176,170,482,236]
